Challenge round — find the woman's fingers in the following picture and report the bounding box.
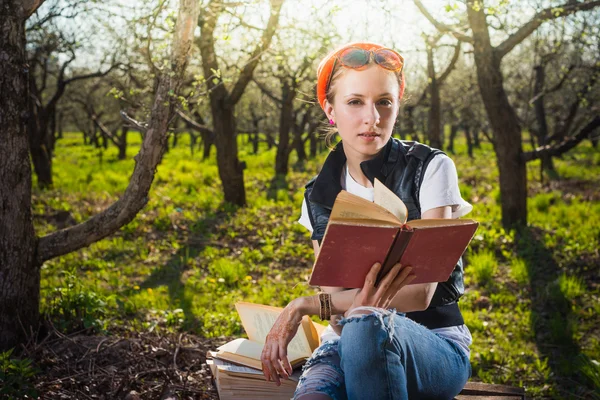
[377,264,414,300]
[270,343,289,384]
[279,344,293,376]
[375,262,403,296]
[383,272,416,307]
[260,343,273,382]
[261,342,282,385]
[394,264,414,285]
[362,262,382,292]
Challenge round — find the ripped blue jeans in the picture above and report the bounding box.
[294,308,471,400]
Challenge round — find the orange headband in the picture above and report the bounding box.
[316,42,406,111]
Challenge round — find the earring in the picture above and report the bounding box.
[329,119,335,125]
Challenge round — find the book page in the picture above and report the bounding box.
[330,190,401,225]
[374,179,408,224]
[217,339,306,366]
[235,302,313,357]
[406,218,476,228]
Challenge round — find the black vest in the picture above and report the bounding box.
[304,138,465,329]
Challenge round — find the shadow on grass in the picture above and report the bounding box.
[138,210,234,331]
[515,226,589,397]
[267,174,291,201]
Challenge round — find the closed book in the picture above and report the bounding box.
[309,179,479,288]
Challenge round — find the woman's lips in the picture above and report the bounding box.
[358,132,380,142]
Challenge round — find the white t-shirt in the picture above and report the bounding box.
[298,154,473,357]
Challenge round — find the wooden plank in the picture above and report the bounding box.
[455,396,524,400]
[456,382,525,400]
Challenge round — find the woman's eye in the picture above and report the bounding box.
[348,100,361,105]
[378,99,393,106]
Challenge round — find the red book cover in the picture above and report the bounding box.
[309,223,399,288]
[309,221,479,289]
[397,223,479,285]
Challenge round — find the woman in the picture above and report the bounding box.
[260,42,473,400]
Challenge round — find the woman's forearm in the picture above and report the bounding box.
[295,282,436,319]
[295,289,357,317]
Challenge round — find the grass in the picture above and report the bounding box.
[32,131,600,399]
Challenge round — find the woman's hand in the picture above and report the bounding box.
[347,262,415,316]
[260,298,305,386]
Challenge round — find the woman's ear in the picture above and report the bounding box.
[323,100,335,122]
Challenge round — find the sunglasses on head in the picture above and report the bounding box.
[325,46,404,93]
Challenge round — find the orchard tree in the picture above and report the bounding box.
[0,0,200,351]
[198,0,284,206]
[415,0,600,228]
[25,1,120,187]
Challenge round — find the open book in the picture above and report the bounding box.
[215,302,325,371]
[309,179,479,288]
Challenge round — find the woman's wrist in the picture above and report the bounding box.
[290,295,319,317]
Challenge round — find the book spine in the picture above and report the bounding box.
[377,229,414,285]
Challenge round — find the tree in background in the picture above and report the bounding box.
[25,1,121,187]
[198,0,284,206]
[252,27,331,176]
[0,0,200,351]
[415,0,600,228]
[422,35,461,149]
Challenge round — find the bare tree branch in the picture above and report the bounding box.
[23,0,45,19]
[252,77,282,104]
[228,0,284,105]
[37,0,201,263]
[413,0,473,43]
[437,42,461,83]
[120,110,147,132]
[175,109,214,136]
[46,63,120,113]
[496,1,600,59]
[522,116,600,162]
[529,64,575,104]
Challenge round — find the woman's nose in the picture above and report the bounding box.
[364,102,381,126]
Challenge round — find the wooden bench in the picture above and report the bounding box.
[455,382,526,399]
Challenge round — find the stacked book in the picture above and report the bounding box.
[206,302,325,400]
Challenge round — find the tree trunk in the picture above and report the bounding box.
[118,126,128,160]
[275,80,295,176]
[189,132,197,156]
[448,124,458,154]
[468,1,527,228]
[294,132,307,163]
[211,103,246,205]
[533,65,557,179]
[252,132,259,154]
[472,127,480,148]
[464,124,474,158]
[309,129,317,158]
[426,45,443,149]
[0,1,41,351]
[1,0,200,351]
[57,111,63,139]
[27,100,53,188]
[201,130,213,159]
[266,131,275,150]
[199,0,282,206]
[101,129,108,149]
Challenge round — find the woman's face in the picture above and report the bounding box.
[324,64,400,161]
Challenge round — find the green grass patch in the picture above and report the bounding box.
[34,131,600,398]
